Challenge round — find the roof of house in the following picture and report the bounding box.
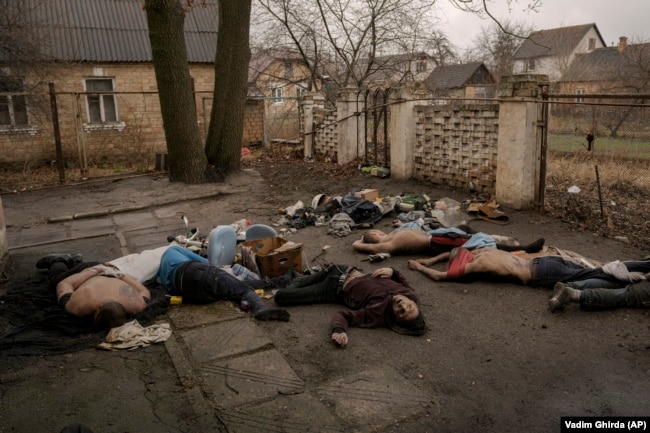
[562,42,650,82]
[6,0,218,63]
[513,23,605,59]
[423,62,492,89]
[362,52,435,83]
[247,48,305,84]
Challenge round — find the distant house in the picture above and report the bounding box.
[559,37,650,98]
[0,0,257,167]
[362,52,437,87]
[247,48,315,142]
[423,62,496,98]
[513,23,606,82]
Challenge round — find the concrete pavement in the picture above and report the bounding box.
[1,172,434,433]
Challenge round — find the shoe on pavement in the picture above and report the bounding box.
[35,254,73,270]
[549,282,574,312]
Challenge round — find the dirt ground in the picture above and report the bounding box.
[2,155,649,433]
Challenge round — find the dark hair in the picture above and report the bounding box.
[389,311,427,336]
[93,302,127,330]
[362,232,378,244]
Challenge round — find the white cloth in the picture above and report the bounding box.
[108,244,174,283]
[602,260,647,282]
[97,320,172,351]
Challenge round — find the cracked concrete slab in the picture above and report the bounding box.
[316,366,433,431]
[200,349,305,409]
[218,393,346,433]
[178,317,273,363]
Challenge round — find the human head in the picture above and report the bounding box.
[93,302,127,330]
[388,295,426,336]
[362,230,386,244]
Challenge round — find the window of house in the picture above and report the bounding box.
[588,38,596,50]
[576,88,585,103]
[526,59,536,71]
[296,84,307,100]
[416,62,427,73]
[85,78,118,123]
[271,86,283,104]
[0,76,29,127]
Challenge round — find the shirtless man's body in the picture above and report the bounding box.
[56,265,151,317]
[407,248,532,282]
[408,247,650,288]
[353,227,545,256]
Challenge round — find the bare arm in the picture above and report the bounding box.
[413,252,451,267]
[56,268,99,300]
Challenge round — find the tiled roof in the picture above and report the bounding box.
[9,0,218,63]
[562,43,650,82]
[424,62,492,89]
[513,23,603,59]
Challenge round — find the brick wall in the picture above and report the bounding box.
[243,99,265,146]
[1,63,264,167]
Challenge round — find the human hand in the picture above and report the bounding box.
[371,267,393,278]
[331,332,348,347]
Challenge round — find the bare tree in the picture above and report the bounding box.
[255,0,441,89]
[468,20,533,84]
[145,0,207,183]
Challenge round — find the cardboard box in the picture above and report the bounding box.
[356,188,379,201]
[240,237,303,278]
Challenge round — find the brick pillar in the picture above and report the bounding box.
[496,74,549,209]
[388,84,427,180]
[336,87,364,164]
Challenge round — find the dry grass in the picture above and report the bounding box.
[545,151,650,250]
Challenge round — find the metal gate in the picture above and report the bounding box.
[362,88,391,168]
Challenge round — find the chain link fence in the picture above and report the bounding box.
[544,95,650,247]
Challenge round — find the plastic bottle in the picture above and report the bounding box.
[231,263,260,281]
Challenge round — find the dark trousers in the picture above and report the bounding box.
[581,280,650,310]
[175,261,269,313]
[274,264,348,306]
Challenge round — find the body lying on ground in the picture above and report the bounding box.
[273,264,426,348]
[352,224,545,256]
[407,247,650,289]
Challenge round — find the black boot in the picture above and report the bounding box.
[36,254,72,269]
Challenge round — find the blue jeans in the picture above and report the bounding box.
[580,280,650,310]
[529,258,650,288]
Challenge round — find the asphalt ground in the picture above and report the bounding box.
[1,169,649,433]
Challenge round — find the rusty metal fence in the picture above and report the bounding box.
[543,93,650,245]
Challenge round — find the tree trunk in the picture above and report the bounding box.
[145,0,207,183]
[205,0,251,176]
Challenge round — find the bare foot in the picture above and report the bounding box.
[407,260,422,270]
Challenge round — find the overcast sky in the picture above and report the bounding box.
[438,0,650,50]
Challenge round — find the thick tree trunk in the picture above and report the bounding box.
[145,0,207,183]
[205,0,251,176]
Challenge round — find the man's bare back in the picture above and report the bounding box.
[57,267,151,317]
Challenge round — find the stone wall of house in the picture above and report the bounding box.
[1,63,263,167]
[413,103,499,191]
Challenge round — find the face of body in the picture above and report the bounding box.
[392,294,419,321]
